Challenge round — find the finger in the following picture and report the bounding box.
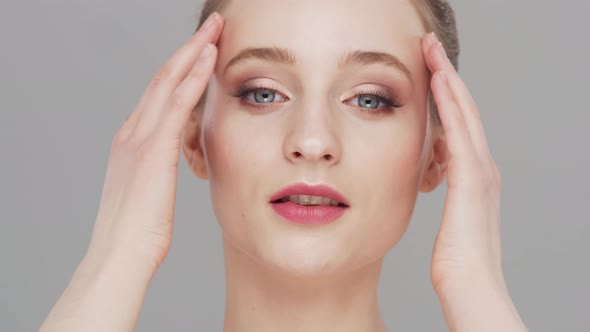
[422,32,439,63]
[425,37,480,120]
[125,12,221,136]
[431,70,476,163]
[156,43,217,136]
[423,34,491,156]
[133,12,224,137]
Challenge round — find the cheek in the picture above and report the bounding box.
[201,112,250,248]
[201,100,280,243]
[346,115,428,258]
[202,109,259,207]
[201,80,271,196]
[375,130,424,223]
[354,110,428,198]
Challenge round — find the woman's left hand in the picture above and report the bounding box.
[423,32,505,296]
[424,33,527,331]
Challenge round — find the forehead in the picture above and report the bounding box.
[216,0,426,74]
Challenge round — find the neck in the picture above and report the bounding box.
[222,237,388,332]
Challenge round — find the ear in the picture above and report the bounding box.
[182,110,208,180]
[419,129,449,193]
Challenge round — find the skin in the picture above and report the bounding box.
[39,1,528,331]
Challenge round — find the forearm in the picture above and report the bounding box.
[437,278,528,332]
[39,249,155,332]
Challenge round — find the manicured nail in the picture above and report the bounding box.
[202,12,219,31]
[199,44,214,60]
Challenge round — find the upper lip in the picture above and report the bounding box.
[270,182,350,207]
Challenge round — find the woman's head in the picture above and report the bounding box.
[183,0,458,276]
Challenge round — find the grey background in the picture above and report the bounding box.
[1,0,588,331]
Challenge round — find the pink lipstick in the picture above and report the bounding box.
[269,183,350,225]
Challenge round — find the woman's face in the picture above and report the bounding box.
[185,0,444,276]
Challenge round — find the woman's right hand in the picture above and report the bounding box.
[86,10,223,273]
[39,12,224,332]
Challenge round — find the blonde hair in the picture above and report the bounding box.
[194,0,459,125]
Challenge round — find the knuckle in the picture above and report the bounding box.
[111,125,137,150]
[109,133,136,161]
[152,66,173,87]
[167,92,187,110]
[111,130,128,148]
[150,75,164,89]
[188,65,206,79]
[484,175,497,192]
[122,116,133,129]
[125,131,144,149]
[483,170,501,193]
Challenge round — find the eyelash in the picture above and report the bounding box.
[231,84,403,113]
[357,88,403,111]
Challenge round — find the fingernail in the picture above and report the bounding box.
[199,44,214,60]
[202,12,219,31]
[430,32,439,45]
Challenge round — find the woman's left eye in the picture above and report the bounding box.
[346,94,400,112]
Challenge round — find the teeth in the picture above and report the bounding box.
[287,195,341,206]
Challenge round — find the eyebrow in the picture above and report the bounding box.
[222,46,413,83]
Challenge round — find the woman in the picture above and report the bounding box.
[39,0,528,331]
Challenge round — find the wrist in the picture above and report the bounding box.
[83,235,163,274]
[40,247,156,332]
[73,245,157,317]
[78,243,158,285]
[435,277,527,332]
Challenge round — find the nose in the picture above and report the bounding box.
[282,102,342,166]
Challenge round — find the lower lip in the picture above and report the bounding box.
[270,201,348,225]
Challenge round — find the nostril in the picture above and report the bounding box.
[289,151,335,161]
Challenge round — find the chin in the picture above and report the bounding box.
[232,224,389,278]
[265,239,351,277]
[261,245,388,280]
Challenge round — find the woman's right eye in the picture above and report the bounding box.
[236,87,289,105]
